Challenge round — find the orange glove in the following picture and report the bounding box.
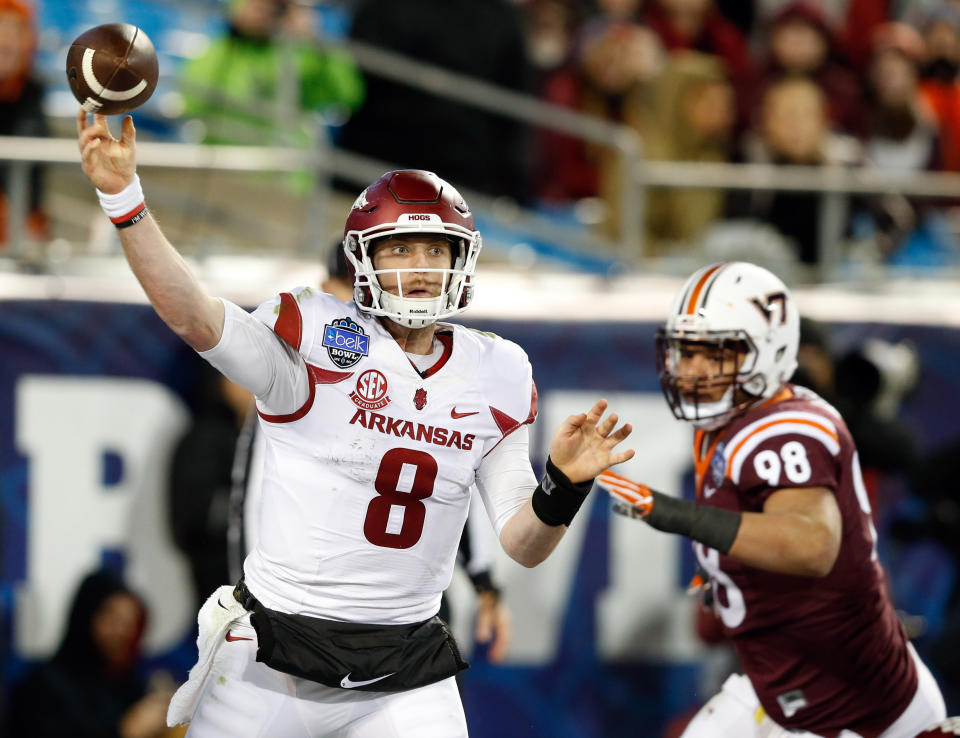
[596,470,654,520]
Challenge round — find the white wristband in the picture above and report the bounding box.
[96,175,145,219]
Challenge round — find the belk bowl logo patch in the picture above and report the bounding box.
[711,441,726,486]
[323,317,369,368]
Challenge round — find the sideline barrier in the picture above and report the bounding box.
[3,272,960,733]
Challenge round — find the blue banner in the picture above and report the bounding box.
[2,300,958,733]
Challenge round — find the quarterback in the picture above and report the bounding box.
[76,111,634,737]
[598,262,946,738]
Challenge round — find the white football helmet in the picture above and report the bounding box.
[657,262,800,430]
[342,170,482,329]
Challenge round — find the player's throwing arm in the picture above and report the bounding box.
[76,111,224,351]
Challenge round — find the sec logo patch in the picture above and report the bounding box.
[351,369,390,410]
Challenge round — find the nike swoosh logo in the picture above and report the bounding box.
[340,672,395,689]
[451,408,479,419]
[225,630,253,642]
[217,597,229,610]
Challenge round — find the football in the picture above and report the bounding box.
[66,23,158,115]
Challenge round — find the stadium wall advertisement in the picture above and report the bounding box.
[2,299,959,735]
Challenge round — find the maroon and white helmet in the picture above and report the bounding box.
[915,718,960,737]
[342,170,482,329]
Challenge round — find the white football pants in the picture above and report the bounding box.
[184,616,468,738]
[680,643,945,738]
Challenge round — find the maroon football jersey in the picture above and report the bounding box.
[692,384,917,737]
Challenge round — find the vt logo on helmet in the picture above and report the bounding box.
[341,170,482,329]
[657,262,800,430]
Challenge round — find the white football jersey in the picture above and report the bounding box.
[236,288,536,624]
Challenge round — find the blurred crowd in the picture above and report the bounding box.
[1,0,960,728]
[176,0,960,267]
[523,0,960,265]
[5,0,960,268]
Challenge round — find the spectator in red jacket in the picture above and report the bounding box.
[917,6,960,171]
[753,1,865,137]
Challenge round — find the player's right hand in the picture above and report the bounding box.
[76,109,136,194]
[596,470,654,520]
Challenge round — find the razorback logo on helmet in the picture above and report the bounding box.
[351,189,371,211]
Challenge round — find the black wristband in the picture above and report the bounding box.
[113,203,148,229]
[531,456,594,527]
[645,491,742,554]
[468,570,500,598]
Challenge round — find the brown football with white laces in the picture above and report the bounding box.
[66,23,158,115]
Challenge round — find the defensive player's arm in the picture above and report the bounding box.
[599,473,842,577]
[77,111,223,351]
[729,486,842,577]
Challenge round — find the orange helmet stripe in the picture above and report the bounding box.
[684,262,726,315]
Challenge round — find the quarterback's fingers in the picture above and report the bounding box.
[76,108,87,137]
[582,399,608,427]
[77,119,99,148]
[561,412,587,434]
[92,113,112,139]
[121,115,135,146]
[604,448,636,467]
[605,423,633,445]
[81,137,102,161]
[596,412,618,438]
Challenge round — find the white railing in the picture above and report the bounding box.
[12,34,960,278]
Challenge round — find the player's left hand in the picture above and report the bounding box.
[474,591,511,664]
[548,399,634,483]
[596,470,654,519]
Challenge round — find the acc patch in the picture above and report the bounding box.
[323,317,369,368]
[711,441,726,486]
